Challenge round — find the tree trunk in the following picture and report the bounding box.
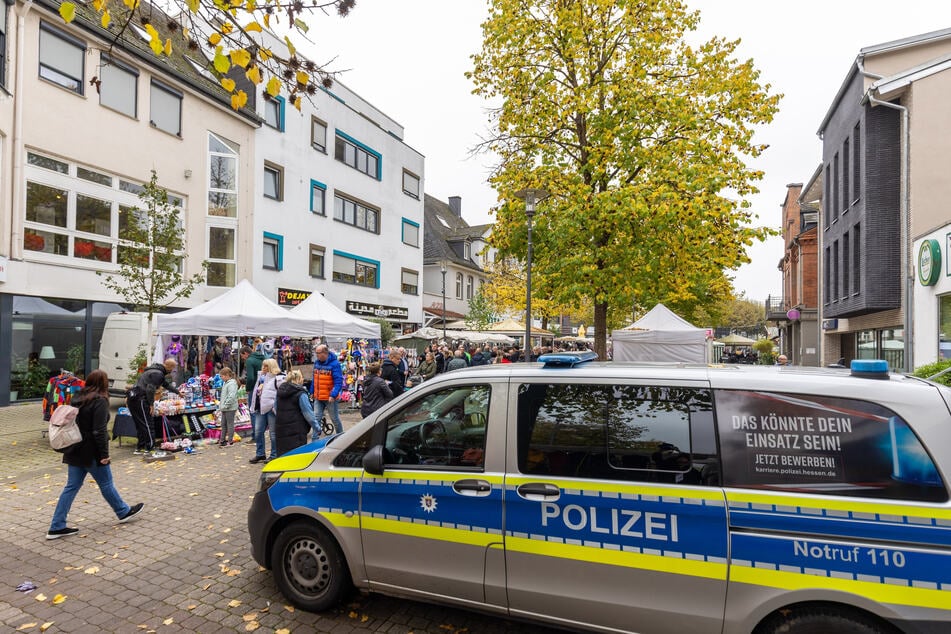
[594,301,608,360]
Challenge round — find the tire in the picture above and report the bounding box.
[271,521,351,612]
[758,607,891,634]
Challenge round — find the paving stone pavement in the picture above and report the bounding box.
[0,401,558,634]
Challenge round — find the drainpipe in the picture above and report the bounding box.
[10,0,33,261]
[864,95,911,372]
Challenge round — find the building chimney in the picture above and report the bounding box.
[448,196,462,217]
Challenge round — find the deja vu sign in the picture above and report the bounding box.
[277,288,311,307]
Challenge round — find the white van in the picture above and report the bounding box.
[98,312,154,396]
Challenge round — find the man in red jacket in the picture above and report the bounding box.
[312,344,344,439]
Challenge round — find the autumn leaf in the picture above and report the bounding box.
[51,594,67,605]
[228,599,242,608]
[40,624,53,632]
[35,593,47,601]
[263,14,270,28]
[294,18,309,33]
[295,71,309,86]
[230,49,252,68]
[244,622,259,632]
[220,77,236,93]
[244,21,262,33]
[213,50,231,74]
[92,0,106,11]
[245,66,262,85]
[121,0,139,9]
[101,10,111,28]
[186,0,199,12]
[208,33,222,46]
[163,38,172,56]
[292,96,302,111]
[84,566,100,574]
[276,630,290,634]
[148,36,163,56]
[242,613,258,621]
[284,36,296,56]
[231,90,248,109]
[163,617,174,625]
[17,623,36,631]
[221,22,233,35]
[258,48,272,62]
[58,2,76,22]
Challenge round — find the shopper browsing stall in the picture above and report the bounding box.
[275,370,315,456]
[126,358,178,455]
[249,358,283,464]
[217,367,238,447]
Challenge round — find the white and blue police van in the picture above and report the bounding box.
[248,354,951,634]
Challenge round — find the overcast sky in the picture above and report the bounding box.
[300,0,951,303]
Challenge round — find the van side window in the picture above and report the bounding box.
[333,428,374,468]
[716,390,947,502]
[517,383,717,484]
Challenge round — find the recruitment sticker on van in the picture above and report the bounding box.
[715,390,945,502]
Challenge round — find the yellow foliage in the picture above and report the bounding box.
[58,2,76,22]
[186,0,199,12]
[208,32,221,46]
[244,21,262,32]
[163,38,172,56]
[266,76,281,98]
[213,49,231,73]
[220,77,236,92]
[245,65,262,85]
[296,71,309,86]
[92,0,106,12]
[230,48,252,68]
[100,9,111,28]
[230,90,248,109]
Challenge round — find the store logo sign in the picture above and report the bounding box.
[277,288,311,306]
[0,255,7,283]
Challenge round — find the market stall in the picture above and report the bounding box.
[612,304,708,363]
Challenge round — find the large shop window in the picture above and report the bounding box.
[23,152,185,267]
[39,22,85,94]
[940,295,951,360]
[332,251,379,289]
[517,383,717,485]
[716,389,945,502]
[856,328,904,372]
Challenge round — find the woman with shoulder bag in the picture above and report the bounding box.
[249,358,285,464]
[274,370,316,456]
[47,370,144,539]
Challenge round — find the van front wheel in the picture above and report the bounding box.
[758,607,892,634]
[271,521,350,612]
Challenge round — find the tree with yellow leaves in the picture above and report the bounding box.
[469,0,779,359]
[58,0,355,110]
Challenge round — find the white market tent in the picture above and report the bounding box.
[612,304,708,363]
[289,292,380,340]
[156,279,319,337]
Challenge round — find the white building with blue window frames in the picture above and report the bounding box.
[252,62,425,335]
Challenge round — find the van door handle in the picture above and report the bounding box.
[516,483,561,501]
[453,479,492,497]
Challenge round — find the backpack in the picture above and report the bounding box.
[48,405,82,452]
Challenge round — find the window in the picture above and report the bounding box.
[207,226,236,287]
[39,22,85,94]
[0,6,7,87]
[464,242,471,260]
[517,383,716,484]
[334,132,381,179]
[832,240,839,302]
[263,162,283,201]
[402,170,420,198]
[208,133,238,217]
[455,272,463,299]
[310,180,326,215]
[824,164,831,228]
[832,152,839,218]
[150,80,182,136]
[939,295,951,360]
[824,247,830,305]
[401,218,419,247]
[264,95,284,131]
[842,138,850,212]
[853,123,861,201]
[380,385,490,469]
[716,389,941,501]
[263,232,283,270]
[842,231,850,298]
[853,224,860,295]
[311,117,327,152]
[401,269,418,295]
[99,55,138,118]
[23,155,186,267]
[333,194,379,233]
[309,244,325,278]
[332,250,379,288]
[466,275,473,299]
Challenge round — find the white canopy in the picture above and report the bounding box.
[394,327,515,345]
[156,279,318,337]
[289,292,380,340]
[612,304,708,363]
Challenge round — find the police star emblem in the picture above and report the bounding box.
[419,493,437,513]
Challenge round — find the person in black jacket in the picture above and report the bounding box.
[126,358,178,454]
[361,362,394,417]
[274,370,316,457]
[48,370,144,539]
[381,350,405,394]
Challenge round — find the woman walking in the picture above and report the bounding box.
[249,358,284,464]
[274,370,315,456]
[47,370,144,539]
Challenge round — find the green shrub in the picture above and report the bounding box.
[912,359,951,386]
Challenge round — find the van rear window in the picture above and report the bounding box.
[716,390,947,502]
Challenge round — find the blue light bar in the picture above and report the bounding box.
[851,359,889,379]
[538,351,599,367]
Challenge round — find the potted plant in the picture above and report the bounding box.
[12,357,52,399]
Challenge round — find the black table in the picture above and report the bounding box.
[112,407,218,445]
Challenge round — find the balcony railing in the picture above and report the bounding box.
[765,295,787,321]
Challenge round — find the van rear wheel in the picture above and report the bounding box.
[271,521,350,612]
[758,607,892,634]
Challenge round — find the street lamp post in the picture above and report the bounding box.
[440,260,448,341]
[514,188,548,362]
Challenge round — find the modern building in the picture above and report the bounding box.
[250,34,426,332]
[814,27,951,371]
[770,177,820,366]
[422,194,492,331]
[0,0,258,404]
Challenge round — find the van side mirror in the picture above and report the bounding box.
[363,445,385,475]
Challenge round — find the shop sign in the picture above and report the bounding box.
[0,255,7,282]
[821,319,839,330]
[346,301,409,320]
[918,239,941,286]
[277,288,312,306]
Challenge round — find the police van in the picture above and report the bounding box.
[247,354,951,634]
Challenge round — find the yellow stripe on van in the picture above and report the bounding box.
[263,454,318,472]
[360,516,500,547]
[362,472,506,485]
[319,510,361,529]
[725,491,951,521]
[277,468,364,480]
[505,475,725,501]
[507,535,728,581]
[731,565,951,611]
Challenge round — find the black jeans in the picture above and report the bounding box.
[126,392,154,451]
